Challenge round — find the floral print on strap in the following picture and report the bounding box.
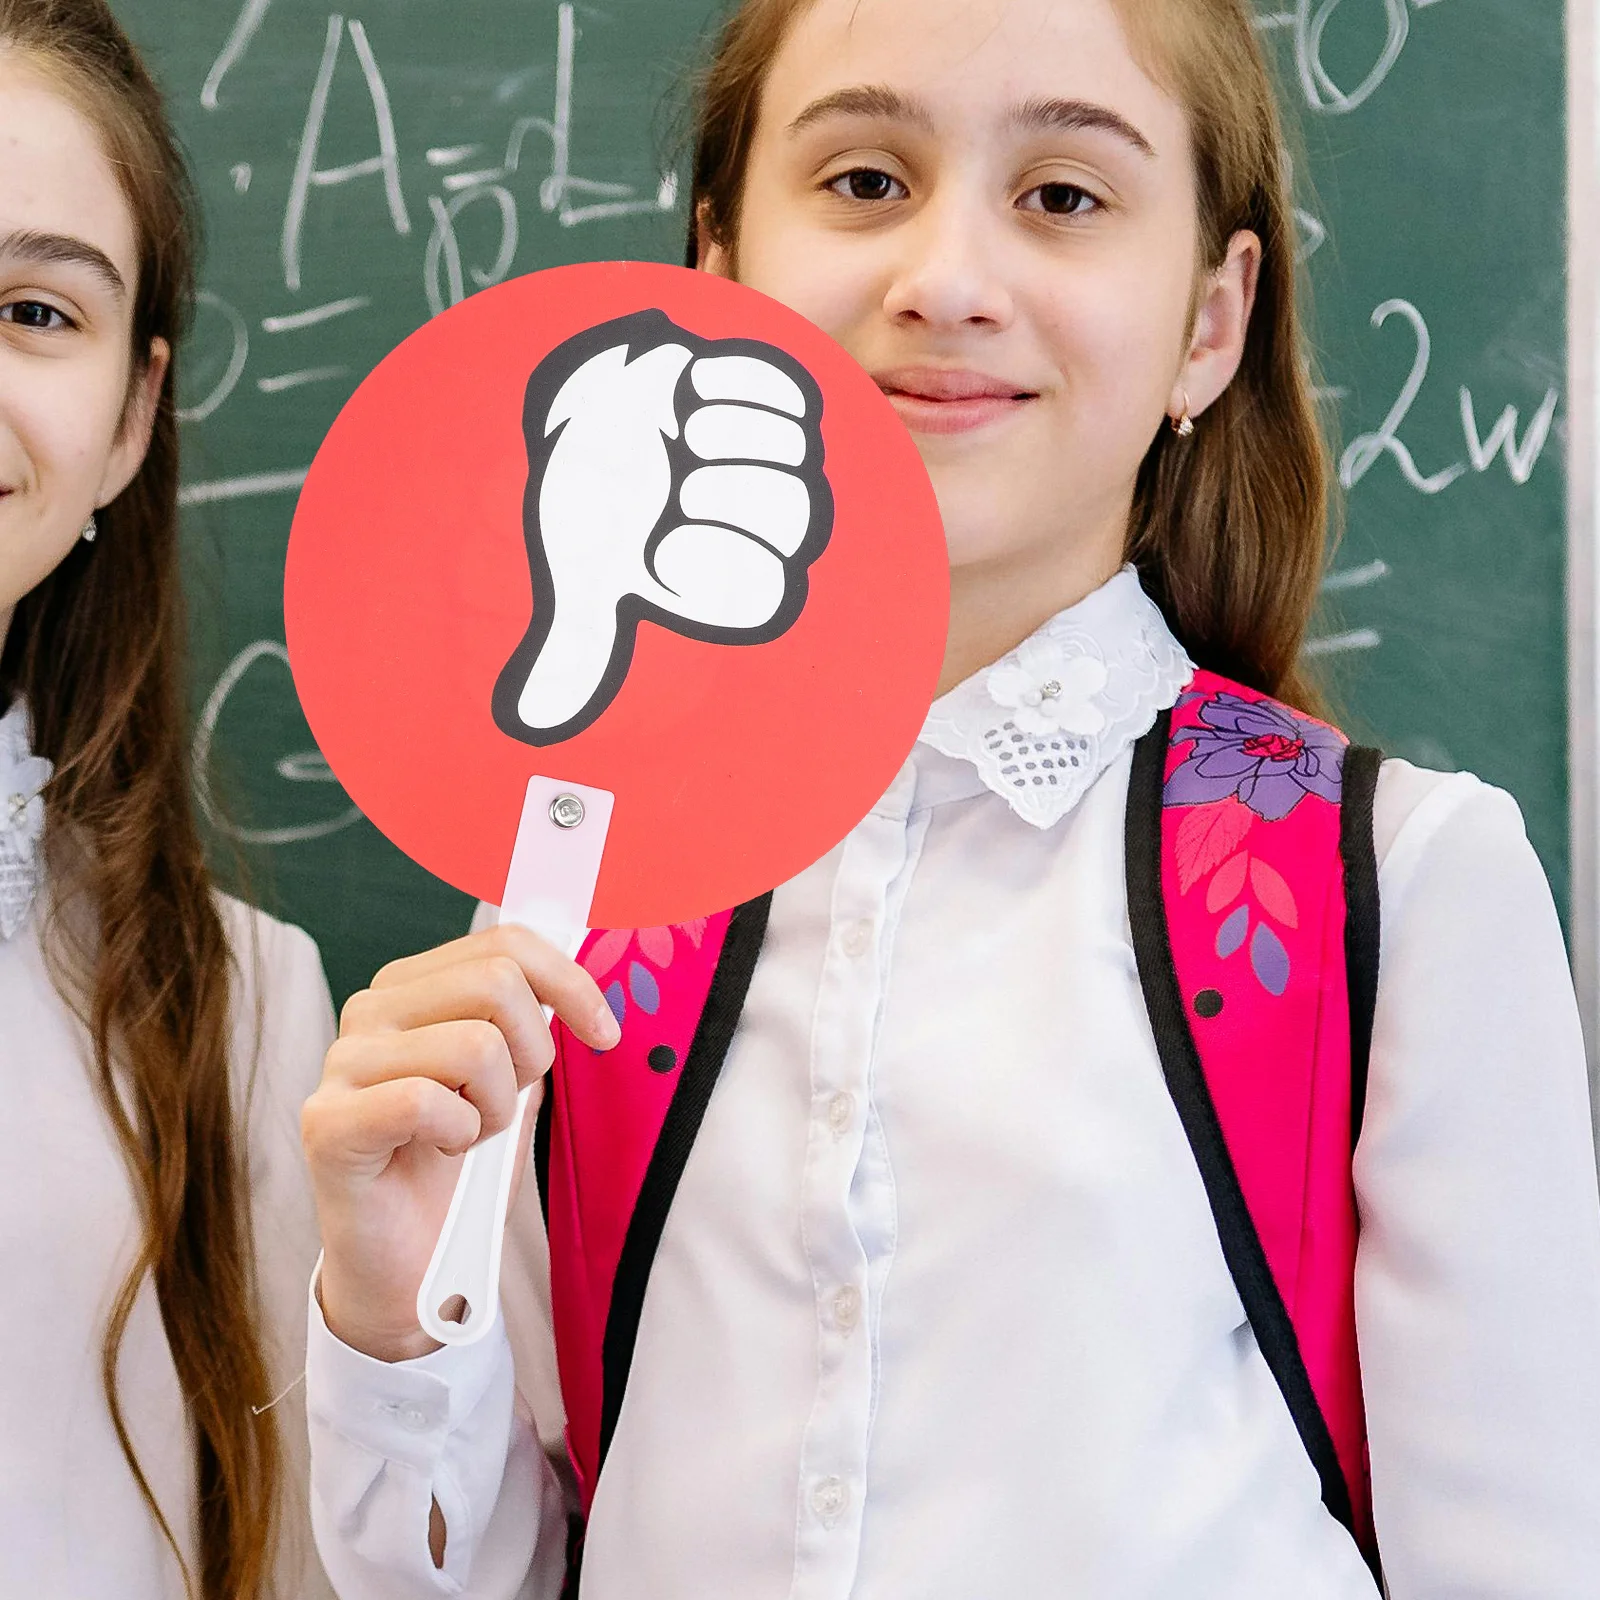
[584,919,710,1028]
[1164,692,1347,997]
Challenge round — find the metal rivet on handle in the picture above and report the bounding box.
[549,793,586,830]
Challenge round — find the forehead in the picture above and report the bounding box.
[0,51,137,280]
[764,0,1186,152]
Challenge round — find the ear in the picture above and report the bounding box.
[696,201,734,279]
[1170,231,1261,424]
[96,336,170,507]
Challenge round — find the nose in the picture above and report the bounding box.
[881,189,1015,332]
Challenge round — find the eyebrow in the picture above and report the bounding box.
[786,84,1156,161]
[1009,96,1156,160]
[786,85,936,136]
[0,229,127,299]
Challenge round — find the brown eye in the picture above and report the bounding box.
[1,299,71,331]
[827,168,906,203]
[1025,183,1099,217]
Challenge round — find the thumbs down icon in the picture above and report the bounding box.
[491,308,835,746]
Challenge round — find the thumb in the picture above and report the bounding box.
[509,586,630,740]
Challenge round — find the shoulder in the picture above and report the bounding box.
[1370,758,1539,901]
[214,893,337,1111]
[215,890,325,982]
[1363,758,1580,1073]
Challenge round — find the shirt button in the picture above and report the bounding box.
[839,919,873,958]
[832,1285,862,1332]
[826,1091,856,1135]
[811,1475,850,1524]
[397,1404,431,1432]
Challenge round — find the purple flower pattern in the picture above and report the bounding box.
[1165,688,1346,999]
[584,919,708,1028]
[1164,693,1345,822]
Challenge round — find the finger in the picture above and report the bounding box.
[650,524,787,627]
[684,404,807,466]
[304,1074,483,1172]
[370,925,621,1051]
[325,1020,521,1137]
[341,958,556,1088]
[690,354,806,418]
[512,592,625,734]
[678,464,812,556]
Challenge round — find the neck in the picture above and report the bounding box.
[0,604,10,661]
[937,543,1125,697]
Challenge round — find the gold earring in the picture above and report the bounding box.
[1171,393,1195,438]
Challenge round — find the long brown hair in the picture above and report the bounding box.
[0,5,281,1597]
[687,0,1330,710]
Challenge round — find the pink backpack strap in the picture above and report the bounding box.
[540,897,771,1516]
[1127,668,1381,1572]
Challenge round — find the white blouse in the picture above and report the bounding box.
[304,572,1600,1600]
[0,828,338,1598]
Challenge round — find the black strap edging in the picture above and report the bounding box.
[533,1069,554,1227]
[1126,713,1358,1542]
[597,892,774,1469]
[1340,747,1382,1151]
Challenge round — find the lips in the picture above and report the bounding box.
[873,366,1038,436]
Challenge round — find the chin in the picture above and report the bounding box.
[930,481,1041,572]
[940,522,1033,574]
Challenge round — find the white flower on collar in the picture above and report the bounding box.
[0,702,52,941]
[986,643,1110,737]
[919,567,1195,829]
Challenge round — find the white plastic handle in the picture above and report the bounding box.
[416,774,614,1346]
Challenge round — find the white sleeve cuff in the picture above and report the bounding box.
[304,1260,514,1471]
[304,1258,558,1598]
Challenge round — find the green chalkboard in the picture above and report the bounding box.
[114,0,1569,1004]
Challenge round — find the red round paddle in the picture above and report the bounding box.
[286,261,948,932]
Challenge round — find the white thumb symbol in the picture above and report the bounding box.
[492,309,833,747]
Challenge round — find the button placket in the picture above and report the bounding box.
[789,776,913,1597]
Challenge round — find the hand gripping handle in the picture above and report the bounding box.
[416,775,614,1346]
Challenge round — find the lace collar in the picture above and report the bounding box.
[918,566,1194,828]
[0,699,52,940]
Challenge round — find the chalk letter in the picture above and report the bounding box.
[282,14,412,292]
[1460,386,1561,487]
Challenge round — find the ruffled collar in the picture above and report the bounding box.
[0,699,52,939]
[917,566,1194,828]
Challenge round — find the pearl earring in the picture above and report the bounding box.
[80,514,98,544]
[1170,392,1195,438]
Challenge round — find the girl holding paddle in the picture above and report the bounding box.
[301,1,1600,1595]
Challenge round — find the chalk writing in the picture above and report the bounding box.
[282,14,412,293]
[178,469,309,507]
[1256,0,1452,115]
[193,642,362,846]
[424,188,519,317]
[202,0,273,112]
[177,291,248,424]
[1340,298,1559,496]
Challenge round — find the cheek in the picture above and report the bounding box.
[4,345,127,465]
[0,355,128,606]
[727,193,886,357]
[1034,254,1193,423]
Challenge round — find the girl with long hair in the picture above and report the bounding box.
[300,1,1600,1595]
[0,3,335,1596]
